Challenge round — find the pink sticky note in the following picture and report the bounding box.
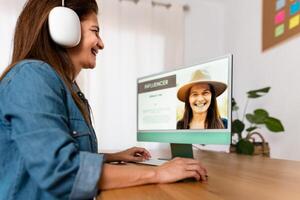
[275,10,285,24]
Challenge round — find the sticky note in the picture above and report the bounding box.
[276,0,286,11]
[290,1,300,15]
[275,10,285,24]
[275,24,285,37]
[289,14,300,29]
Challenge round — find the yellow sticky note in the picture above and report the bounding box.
[289,14,300,29]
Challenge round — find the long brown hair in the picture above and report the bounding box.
[178,84,225,129]
[0,0,98,124]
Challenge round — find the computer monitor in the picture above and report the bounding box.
[137,54,232,158]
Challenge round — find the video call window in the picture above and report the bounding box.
[138,57,230,131]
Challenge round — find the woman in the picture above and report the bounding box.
[0,0,207,199]
[177,70,228,129]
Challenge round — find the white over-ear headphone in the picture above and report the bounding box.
[48,0,81,47]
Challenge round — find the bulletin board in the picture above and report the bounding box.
[263,0,300,51]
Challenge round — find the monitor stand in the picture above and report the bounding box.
[170,143,196,182]
[170,143,194,158]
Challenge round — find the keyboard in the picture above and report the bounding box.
[136,158,168,166]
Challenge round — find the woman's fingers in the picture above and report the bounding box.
[174,157,207,174]
[185,164,208,181]
[186,171,201,181]
[167,157,208,182]
[133,147,151,159]
[156,158,207,183]
[131,155,145,162]
[112,147,152,162]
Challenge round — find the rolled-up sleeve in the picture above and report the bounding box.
[70,152,104,199]
[0,61,104,199]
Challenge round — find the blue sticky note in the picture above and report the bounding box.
[290,1,300,15]
[276,0,286,11]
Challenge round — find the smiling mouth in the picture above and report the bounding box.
[91,48,98,56]
[193,102,207,108]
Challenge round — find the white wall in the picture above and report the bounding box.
[0,0,25,72]
[183,0,226,64]
[183,0,300,161]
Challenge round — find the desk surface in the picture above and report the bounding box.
[97,150,300,200]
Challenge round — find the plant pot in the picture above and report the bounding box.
[230,132,270,157]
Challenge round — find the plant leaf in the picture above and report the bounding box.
[254,109,269,117]
[232,98,239,111]
[265,117,284,132]
[253,109,269,124]
[246,126,257,132]
[232,98,237,107]
[232,119,245,134]
[247,87,271,94]
[246,109,269,124]
[236,139,254,155]
[247,87,271,98]
[247,93,262,98]
[246,114,255,123]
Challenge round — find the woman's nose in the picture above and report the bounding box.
[97,37,104,50]
[196,95,205,101]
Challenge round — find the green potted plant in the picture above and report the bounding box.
[231,87,284,156]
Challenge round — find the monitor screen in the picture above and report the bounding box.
[137,55,232,145]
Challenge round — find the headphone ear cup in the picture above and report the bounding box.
[48,7,81,48]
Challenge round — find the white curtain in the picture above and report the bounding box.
[78,0,185,151]
[0,0,26,73]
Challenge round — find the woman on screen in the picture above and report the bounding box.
[177,70,228,129]
[0,0,208,199]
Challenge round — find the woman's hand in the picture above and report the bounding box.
[105,147,151,162]
[154,157,208,183]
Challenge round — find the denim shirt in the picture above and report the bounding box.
[0,60,104,200]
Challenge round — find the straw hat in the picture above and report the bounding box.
[177,69,227,102]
